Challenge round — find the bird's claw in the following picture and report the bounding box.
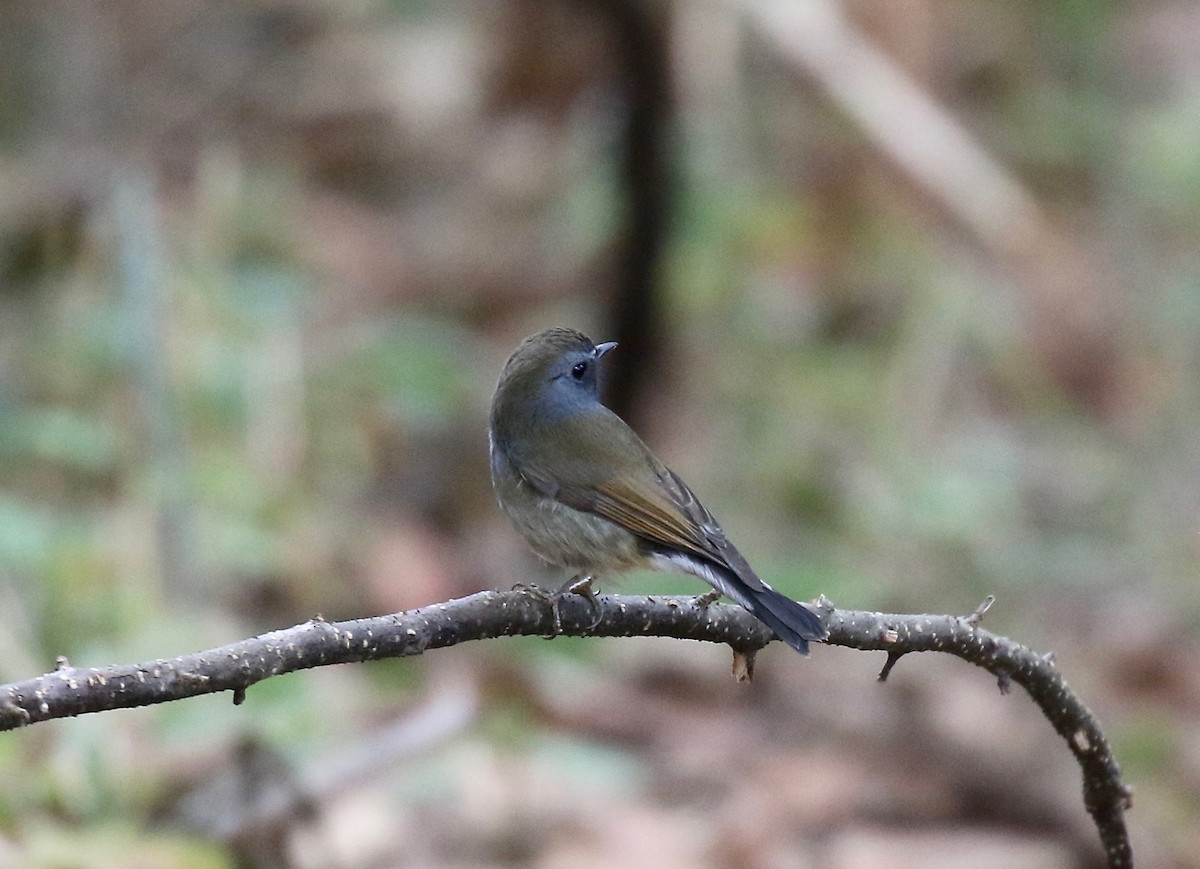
[692,589,723,609]
[512,582,561,638]
[513,576,603,636]
[558,575,604,629]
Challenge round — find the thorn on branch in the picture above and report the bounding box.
[966,595,995,626]
[232,686,247,706]
[878,650,905,682]
[996,670,1012,695]
[1,698,29,726]
[731,648,756,682]
[55,656,71,671]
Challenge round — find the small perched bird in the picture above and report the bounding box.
[489,327,826,654]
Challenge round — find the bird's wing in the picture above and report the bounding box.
[508,403,769,580]
[593,466,715,558]
[515,423,752,581]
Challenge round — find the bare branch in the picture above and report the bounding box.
[817,599,1132,868]
[0,590,1132,867]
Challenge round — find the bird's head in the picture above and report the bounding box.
[491,328,618,434]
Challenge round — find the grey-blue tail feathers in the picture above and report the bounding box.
[742,583,827,654]
[700,560,827,655]
[648,545,827,654]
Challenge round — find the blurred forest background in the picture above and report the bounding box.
[1,1,1198,867]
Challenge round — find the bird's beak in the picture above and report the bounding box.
[594,341,618,358]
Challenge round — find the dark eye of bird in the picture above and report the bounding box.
[571,361,588,380]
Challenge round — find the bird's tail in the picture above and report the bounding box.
[662,552,826,654]
[736,582,827,655]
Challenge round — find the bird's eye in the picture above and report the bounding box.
[571,361,588,380]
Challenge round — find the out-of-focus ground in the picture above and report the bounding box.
[1,2,1198,867]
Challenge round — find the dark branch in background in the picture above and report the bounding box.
[0,591,1131,867]
[585,0,673,421]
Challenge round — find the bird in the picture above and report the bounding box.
[488,327,826,654]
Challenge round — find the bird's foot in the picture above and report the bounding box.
[692,589,723,610]
[511,582,562,639]
[513,575,602,635]
[556,575,603,630]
